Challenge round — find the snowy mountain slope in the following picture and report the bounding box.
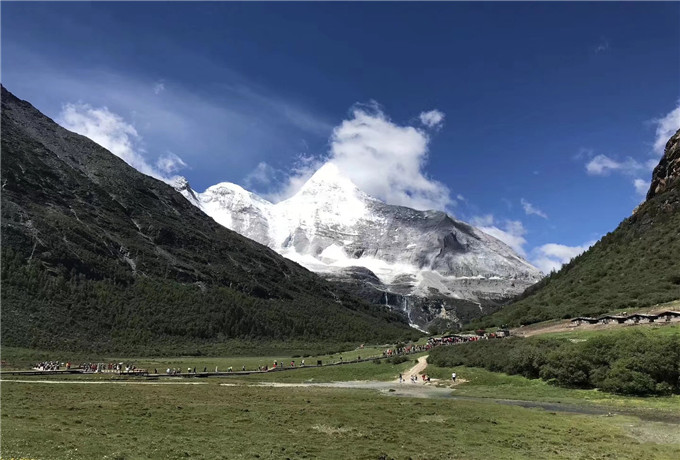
[175,162,542,330]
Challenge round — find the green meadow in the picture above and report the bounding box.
[2,351,680,460]
[2,377,679,460]
[2,326,679,459]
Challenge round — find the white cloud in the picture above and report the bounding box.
[244,161,279,189]
[520,198,548,219]
[419,109,445,129]
[653,105,680,155]
[594,39,609,53]
[585,154,655,177]
[456,193,466,203]
[58,102,186,183]
[470,214,495,227]
[585,155,615,175]
[573,147,595,161]
[477,218,528,257]
[265,154,324,202]
[584,104,679,196]
[156,152,187,175]
[474,212,594,273]
[633,178,649,196]
[274,105,451,211]
[531,241,595,275]
[326,106,451,211]
[153,81,165,95]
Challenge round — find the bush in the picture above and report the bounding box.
[428,331,679,396]
[600,360,657,396]
[387,355,409,365]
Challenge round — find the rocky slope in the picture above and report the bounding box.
[176,163,543,331]
[475,129,680,328]
[647,129,680,200]
[0,86,415,353]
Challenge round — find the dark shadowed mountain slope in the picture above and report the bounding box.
[474,129,680,328]
[0,86,415,353]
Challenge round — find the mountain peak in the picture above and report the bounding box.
[296,162,364,197]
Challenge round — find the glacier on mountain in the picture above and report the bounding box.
[174,162,542,330]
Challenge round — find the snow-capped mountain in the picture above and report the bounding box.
[175,162,542,330]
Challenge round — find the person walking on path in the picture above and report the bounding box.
[399,373,403,383]
[452,372,456,382]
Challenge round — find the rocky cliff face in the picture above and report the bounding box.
[177,162,543,331]
[647,129,680,201]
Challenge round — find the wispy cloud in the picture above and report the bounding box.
[585,154,657,180]
[4,47,335,195]
[520,198,547,219]
[243,161,281,190]
[473,212,595,272]
[58,102,187,183]
[633,178,649,196]
[531,241,596,274]
[653,105,680,155]
[594,38,609,54]
[473,215,528,257]
[583,104,680,196]
[153,80,165,95]
[419,109,445,129]
[470,214,495,227]
[156,152,187,175]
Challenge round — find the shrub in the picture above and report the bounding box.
[428,331,679,396]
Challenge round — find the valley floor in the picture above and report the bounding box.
[2,354,679,459]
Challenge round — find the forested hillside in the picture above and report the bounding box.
[474,130,680,328]
[0,86,417,354]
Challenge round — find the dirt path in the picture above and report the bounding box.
[395,355,429,382]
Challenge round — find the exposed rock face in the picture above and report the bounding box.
[176,163,543,331]
[647,129,680,201]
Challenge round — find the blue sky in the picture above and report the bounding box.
[3,2,679,273]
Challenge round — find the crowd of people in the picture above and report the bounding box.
[398,373,432,383]
[28,333,506,377]
[33,360,64,371]
[81,362,139,373]
[32,361,140,373]
[380,334,492,360]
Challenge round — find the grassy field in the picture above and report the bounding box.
[3,329,680,458]
[2,377,679,460]
[538,322,680,340]
[425,365,680,414]
[0,343,403,373]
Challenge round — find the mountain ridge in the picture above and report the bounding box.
[473,128,680,328]
[0,86,416,353]
[175,159,542,331]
